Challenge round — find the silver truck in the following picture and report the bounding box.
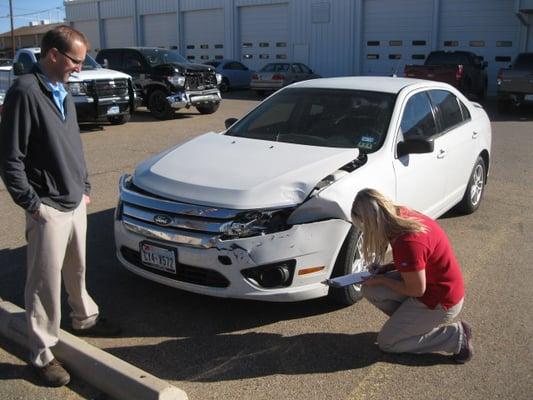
[0,48,136,124]
[497,52,533,113]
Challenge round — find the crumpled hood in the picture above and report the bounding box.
[133,132,359,210]
[69,68,131,82]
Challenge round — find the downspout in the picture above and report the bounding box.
[515,0,530,51]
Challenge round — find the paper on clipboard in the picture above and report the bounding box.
[325,271,373,288]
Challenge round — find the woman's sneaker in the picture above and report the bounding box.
[453,320,474,364]
[32,359,70,387]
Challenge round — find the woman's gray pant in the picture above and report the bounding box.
[361,272,465,355]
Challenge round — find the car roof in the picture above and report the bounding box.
[290,76,455,94]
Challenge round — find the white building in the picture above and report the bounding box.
[64,0,533,94]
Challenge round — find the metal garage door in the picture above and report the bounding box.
[72,20,100,55]
[103,17,134,48]
[440,0,520,94]
[183,9,224,63]
[362,0,433,77]
[239,3,289,72]
[142,13,178,48]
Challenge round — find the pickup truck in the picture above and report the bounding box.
[404,51,488,100]
[496,52,533,112]
[96,47,222,119]
[0,48,136,125]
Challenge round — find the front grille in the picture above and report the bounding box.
[87,79,129,98]
[184,71,217,90]
[121,246,230,288]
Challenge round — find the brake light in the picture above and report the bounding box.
[455,65,464,81]
[272,73,285,80]
[251,73,259,80]
[496,68,503,85]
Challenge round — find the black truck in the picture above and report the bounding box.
[96,47,221,119]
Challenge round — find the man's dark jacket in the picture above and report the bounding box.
[0,65,90,213]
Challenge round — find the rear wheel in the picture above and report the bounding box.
[148,90,173,119]
[196,103,220,114]
[457,156,486,214]
[328,227,365,306]
[219,78,230,93]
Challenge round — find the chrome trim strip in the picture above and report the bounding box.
[122,216,218,248]
[123,204,229,233]
[119,175,240,219]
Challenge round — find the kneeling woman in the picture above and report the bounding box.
[351,188,473,363]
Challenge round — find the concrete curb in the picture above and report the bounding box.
[0,300,188,400]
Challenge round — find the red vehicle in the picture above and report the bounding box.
[404,51,488,100]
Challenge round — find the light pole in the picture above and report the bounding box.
[9,0,16,58]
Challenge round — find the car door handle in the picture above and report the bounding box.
[472,131,479,138]
[437,149,447,159]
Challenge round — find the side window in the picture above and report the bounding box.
[18,53,34,73]
[123,51,145,72]
[97,51,122,70]
[291,64,303,73]
[299,63,312,74]
[429,90,464,132]
[400,92,437,140]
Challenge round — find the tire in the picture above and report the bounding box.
[328,227,365,306]
[219,78,230,93]
[477,83,487,101]
[497,98,512,114]
[196,103,220,115]
[457,156,486,214]
[148,90,173,120]
[107,114,131,125]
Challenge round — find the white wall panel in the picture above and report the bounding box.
[66,2,98,21]
[100,0,134,18]
[138,0,176,15]
[72,20,101,55]
[142,13,178,48]
[103,17,135,47]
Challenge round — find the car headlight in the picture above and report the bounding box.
[167,75,185,87]
[222,207,295,239]
[216,73,222,85]
[68,82,87,96]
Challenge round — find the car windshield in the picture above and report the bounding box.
[140,49,188,66]
[82,54,100,70]
[261,63,290,72]
[226,88,396,152]
[514,53,533,69]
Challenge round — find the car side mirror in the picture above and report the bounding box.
[13,62,24,76]
[397,138,434,158]
[225,118,238,129]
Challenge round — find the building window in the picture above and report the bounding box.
[259,42,269,48]
[200,44,209,49]
[215,55,224,60]
[276,42,287,47]
[200,55,209,60]
[214,44,223,49]
[186,45,195,49]
[469,40,485,47]
[495,56,512,62]
[367,54,379,60]
[276,54,287,59]
[412,40,426,46]
[259,54,269,59]
[367,41,380,46]
[389,40,403,46]
[242,42,253,48]
[187,55,195,60]
[389,54,402,59]
[170,46,178,50]
[444,40,459,47]
[496,41,512,47]
[412,54,425,60]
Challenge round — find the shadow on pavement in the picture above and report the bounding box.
[481,97,533,122]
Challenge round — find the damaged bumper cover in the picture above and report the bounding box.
[167,88,221,109]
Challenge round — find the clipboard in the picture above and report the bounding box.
[324,271,373,288]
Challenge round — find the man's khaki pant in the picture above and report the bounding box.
[25,200,99,367]
[361,272,465,355]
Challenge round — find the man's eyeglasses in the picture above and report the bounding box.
[58,50,84,66]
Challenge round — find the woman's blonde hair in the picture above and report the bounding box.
[351,188,427,263]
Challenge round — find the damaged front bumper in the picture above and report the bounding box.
[167,88,221,110]
[114,176,351,301]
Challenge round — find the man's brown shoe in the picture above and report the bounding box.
[453,320,473,364]
[71,317,121,337]
[33,359,70,387]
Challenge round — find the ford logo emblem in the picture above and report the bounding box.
[154,215,172,226]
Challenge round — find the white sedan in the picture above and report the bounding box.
[114,77,491,305]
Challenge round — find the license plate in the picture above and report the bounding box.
[525,94,533,101]
[140,242,176,274]
[107,105,120,115]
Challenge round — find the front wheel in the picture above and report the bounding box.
[328,227,365,306]
[457,156,486,214]
[148,90,173,119]
[107,114,131,125]
[196,103,220,114]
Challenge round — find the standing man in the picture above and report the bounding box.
[0,26,120,387]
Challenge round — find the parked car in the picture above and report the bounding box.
[204,59,254,92]
[114,77,491,305]
[404,51,488,100]
[497,52,533,112]
[0,58,12,67]
[0,48,136,125]
[96,47,222,119]
[250,62,321,95]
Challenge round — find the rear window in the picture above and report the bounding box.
[261,63,290,72]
